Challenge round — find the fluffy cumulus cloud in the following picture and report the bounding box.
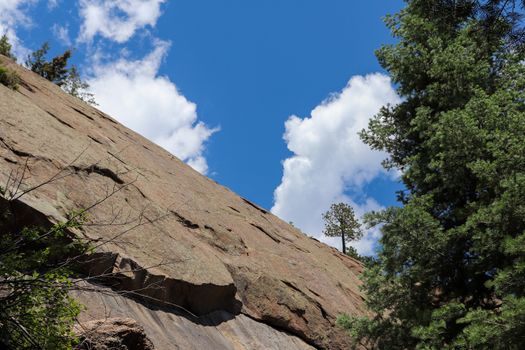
[271,74,400,255]
[78,0,165,43]
[88,40,217,174]
[0,0,34,60]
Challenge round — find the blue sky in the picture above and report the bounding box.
[1,0,405,255]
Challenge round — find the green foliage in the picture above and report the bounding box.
[322,202,363,254]
[0,34,15,60]
[26,43,71,86]
[339,1,525,349]
[345,246,361,260]
[62,66,97,106]
[0,197,91,349]
[25,43,96,105]
[0,65,20,90]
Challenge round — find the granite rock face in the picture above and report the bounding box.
[77,318,155,350]
[0,56,365,349]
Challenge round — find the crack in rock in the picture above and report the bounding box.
[47,111,75,129]
[0,137,33,158]
[72,107,94,121]
[71,164,125,185]
[170,210,199,229]
[242,198,268,214]
[250,223,281,243]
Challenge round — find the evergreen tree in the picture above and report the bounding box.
[0,34,15,60]
[26,43,71,86]
[322,203,362,258]
[25,43,96,104]
[339,1,525,348]
[62,66,97,106]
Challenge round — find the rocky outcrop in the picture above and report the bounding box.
[77,318,154,350]
[74,283,316,350]
[0,55,365,349]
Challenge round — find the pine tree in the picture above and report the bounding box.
[62,66,97,106]
[0,34,15,60]
[26,43,71,86]
[322,203,362,258]
[25,43,96,104]
[339,1,525,348]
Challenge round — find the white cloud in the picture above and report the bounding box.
[88,40,217,174]
[0,0,33,28]
[0,0,35,60]
[271,74,400,256]
[78,0,165,43]
[52,23,71,46]
[47,0,59,10]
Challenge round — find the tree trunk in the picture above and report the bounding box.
[341,229,346,254]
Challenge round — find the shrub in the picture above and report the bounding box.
[0,65,20,90]
[0,203,89,349]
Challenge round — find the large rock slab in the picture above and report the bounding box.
[0,56,365,349]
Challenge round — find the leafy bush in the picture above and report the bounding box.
[0,188,91,349]
[0,65,20,90]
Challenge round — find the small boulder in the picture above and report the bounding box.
[77,318,154,350]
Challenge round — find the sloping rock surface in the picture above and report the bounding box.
[0,56,365,349]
